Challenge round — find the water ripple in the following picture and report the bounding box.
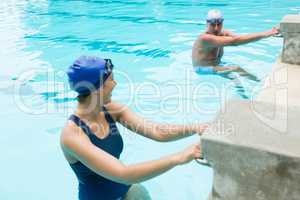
[26,10,204,26]
[163,1,229,7]
[53,0,148,6]
[25,34,171,58]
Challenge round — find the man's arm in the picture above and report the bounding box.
[222,30,235,37]
[203,27,278,47]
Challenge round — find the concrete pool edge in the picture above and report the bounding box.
[201,14,300,200]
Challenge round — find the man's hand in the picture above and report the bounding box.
[265,27,279,37]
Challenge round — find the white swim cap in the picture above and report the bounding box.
[207,9,223,20]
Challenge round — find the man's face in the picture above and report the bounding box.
[207,18,223,35]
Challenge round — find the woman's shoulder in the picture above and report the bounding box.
[60,121,80,163]
[60,120,92,163]
[60,120,89,149]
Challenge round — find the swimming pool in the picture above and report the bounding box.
[0,0,299,199]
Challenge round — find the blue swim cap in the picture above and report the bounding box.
[67,56,113,95]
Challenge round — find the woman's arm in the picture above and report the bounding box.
[60,124,201,185]
[107,102,207,142]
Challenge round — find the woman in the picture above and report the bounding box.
[60,56,207,200]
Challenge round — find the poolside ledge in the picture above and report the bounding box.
[202,100,300,200]
[280,14,300,65]
[201,15,300,200]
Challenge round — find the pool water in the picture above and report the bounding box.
[0,0,299,199]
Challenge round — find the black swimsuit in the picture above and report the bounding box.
[68,107,131,200]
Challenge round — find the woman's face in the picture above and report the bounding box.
[99,73,116,104]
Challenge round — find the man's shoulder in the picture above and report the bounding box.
[194,34,214,50]
[221,29,235,36]
[196,33,209,43]
[199,33,218,43]
[199,32,210,38]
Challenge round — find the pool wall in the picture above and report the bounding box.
[201,14,300,200]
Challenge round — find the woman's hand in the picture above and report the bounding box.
[176,143,202,165]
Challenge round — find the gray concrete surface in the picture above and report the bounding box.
[201,14,300,200]
[202,100,300,200]
[280,15,300,65]
[256,59,300,107]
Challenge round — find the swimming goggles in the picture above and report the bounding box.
[206,18,224,25]
[94,58,114,87]
[104,58,114,74]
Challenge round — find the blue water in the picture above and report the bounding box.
[0,0,299,199]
